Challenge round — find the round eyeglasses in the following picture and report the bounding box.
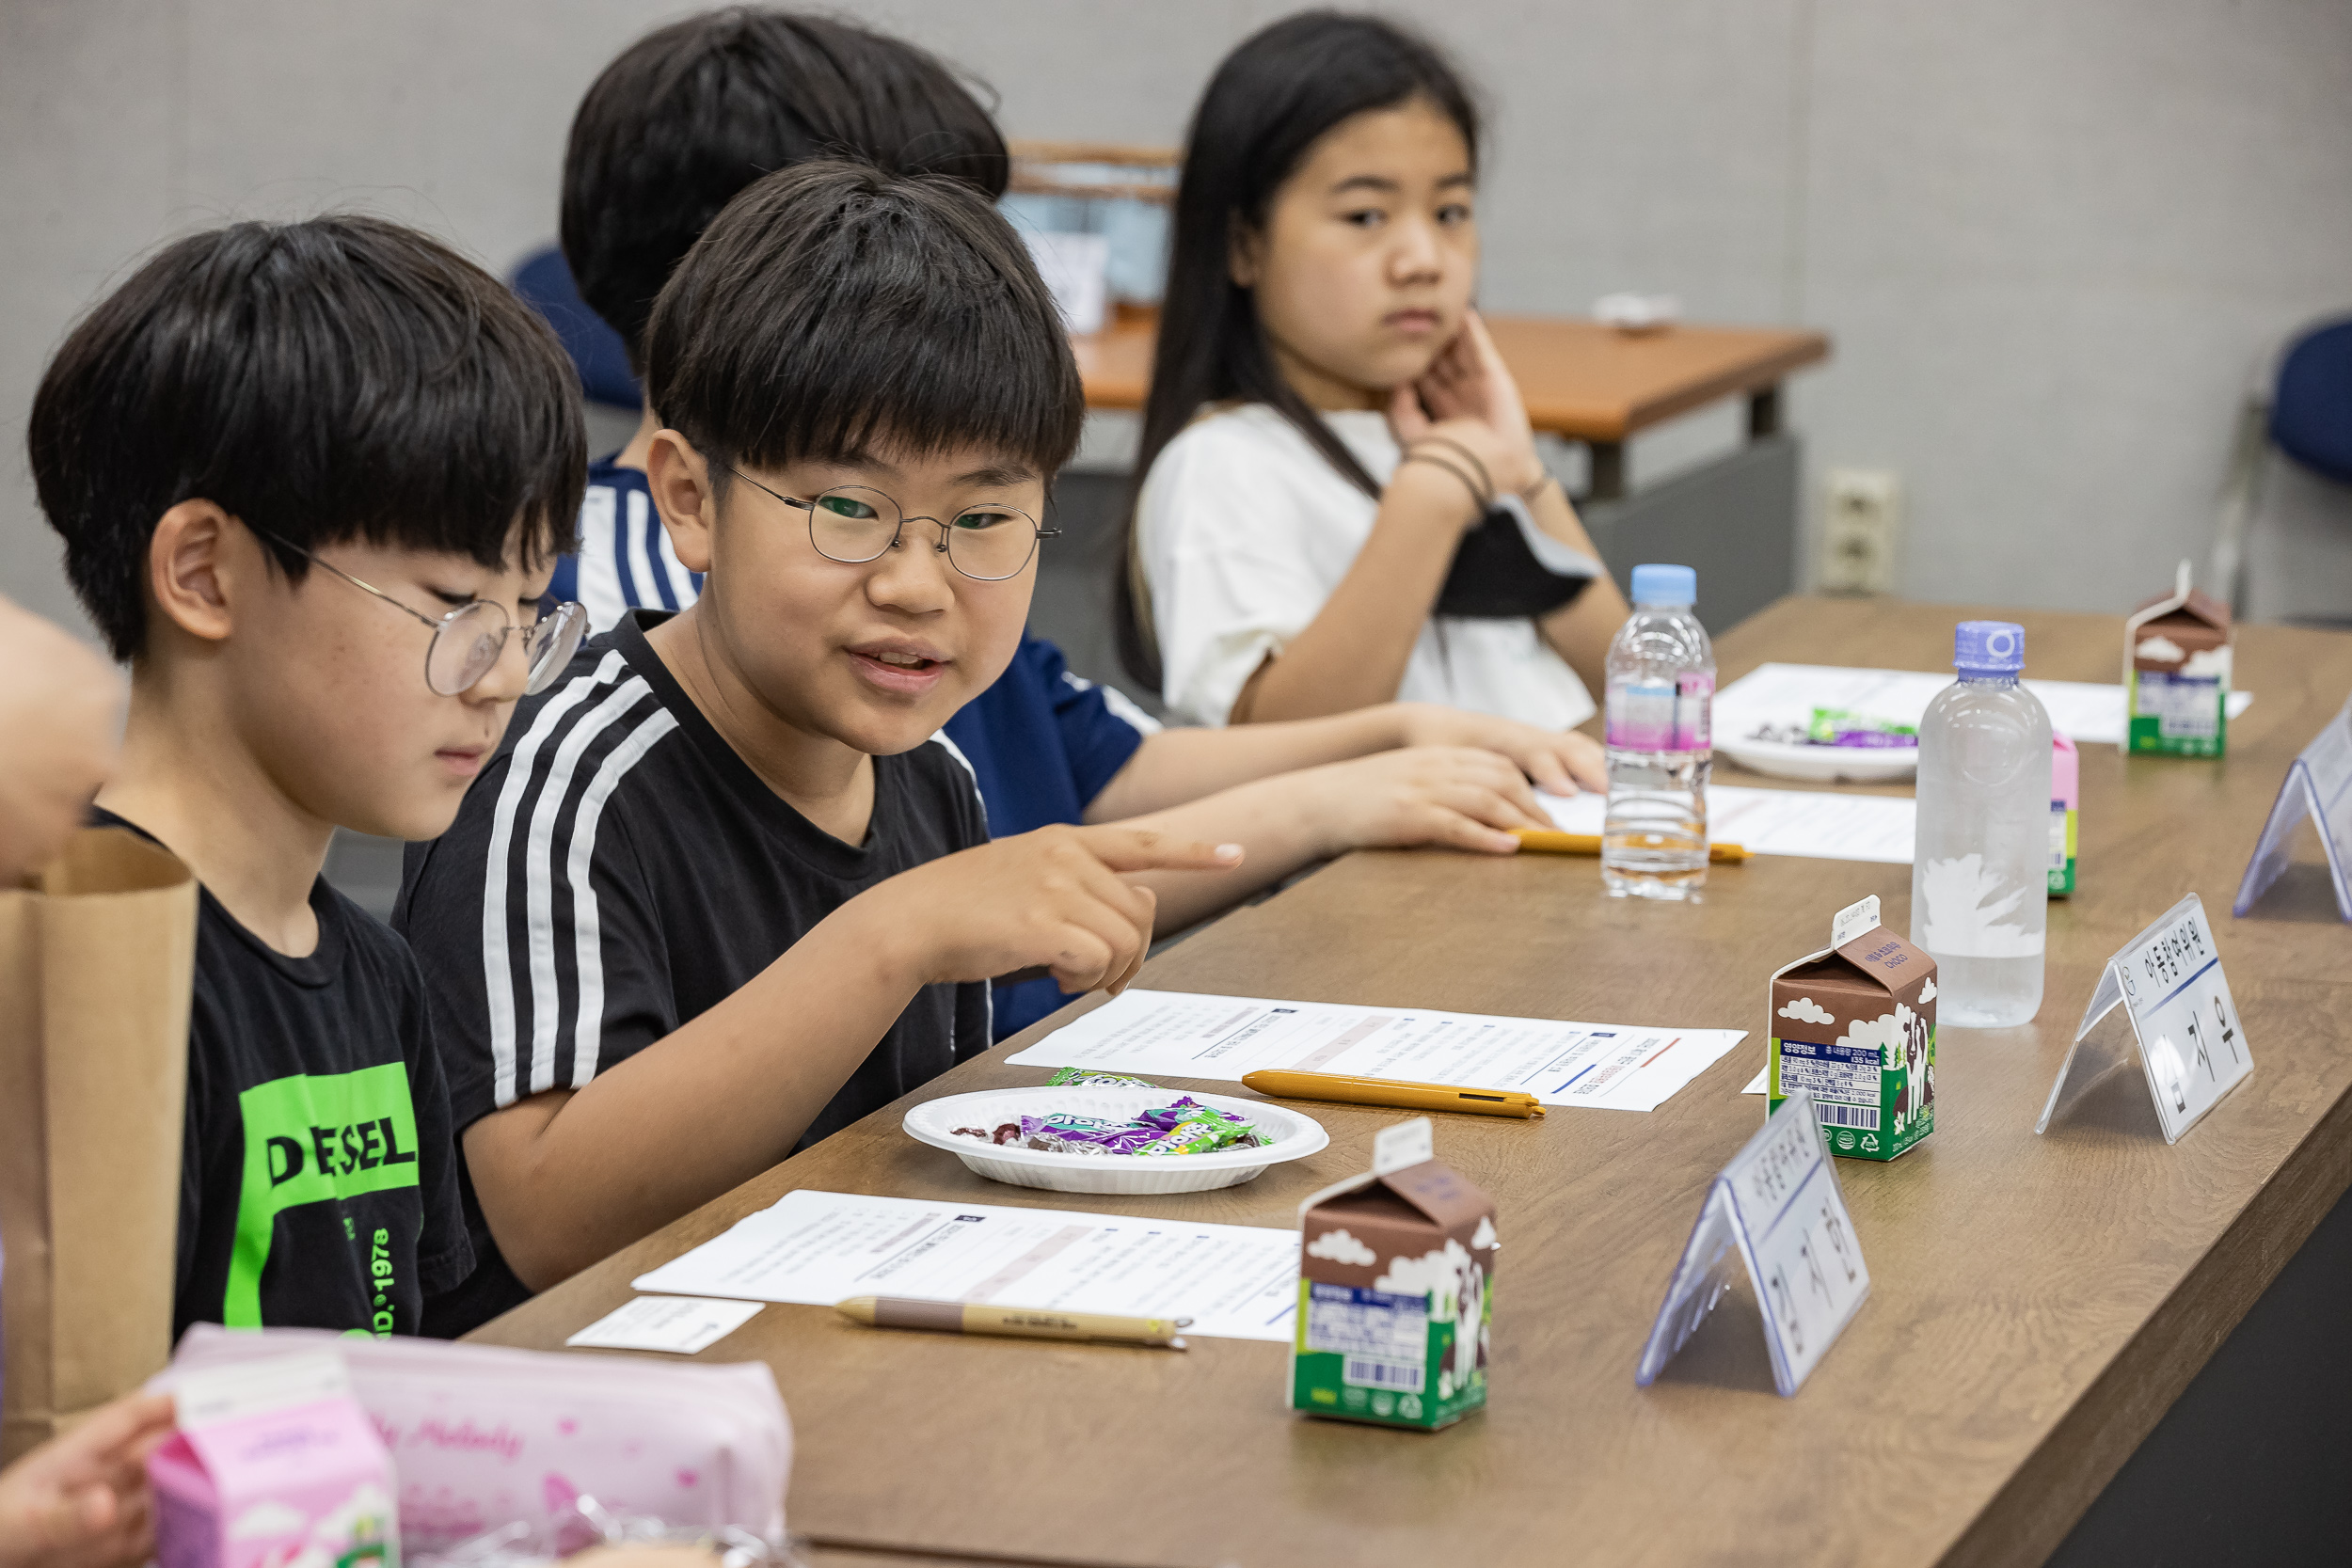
[252,526,588,696]
[726,467,1057,582]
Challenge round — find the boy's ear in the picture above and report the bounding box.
[1228,214,1263,290]
[645,430,716,576]
[146,500,243,644]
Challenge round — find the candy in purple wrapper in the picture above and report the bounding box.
[1021,1114,1158,1154]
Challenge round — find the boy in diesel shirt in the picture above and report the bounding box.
[26,215,591,1338]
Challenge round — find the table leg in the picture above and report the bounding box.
[1588,441,1626,501]
[1748,384,1784,440]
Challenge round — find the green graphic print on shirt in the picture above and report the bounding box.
[230,1063,422,1333]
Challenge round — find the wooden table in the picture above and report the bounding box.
[474,598,2352,1568]
[1070,309,1830,499]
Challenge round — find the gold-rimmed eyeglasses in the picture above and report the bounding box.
[251,525,587,696]
[725,467,1057,582]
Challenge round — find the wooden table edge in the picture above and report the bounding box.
[1597,330,1831,441]
[1942,1062,2352,1565]
[1071,320,1833,445]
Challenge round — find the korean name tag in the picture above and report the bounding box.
[1635,1090,1870,1397]
[2233,691,2352,922]
[2038,893,2251,1144]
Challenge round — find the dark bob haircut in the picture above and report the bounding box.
[644,159,1081,490]
[564,7,1009,373]
[28,215,586,660]
[1118,10,1480,688]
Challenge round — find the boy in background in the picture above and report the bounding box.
[552,7,1006,622]
[396,162,1240,1334]
[27,215,591,1338]
[551,6,1607,1038]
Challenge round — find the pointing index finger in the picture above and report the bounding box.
[1081,827,1246,875]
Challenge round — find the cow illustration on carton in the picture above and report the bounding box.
[1768,897,1939,1162]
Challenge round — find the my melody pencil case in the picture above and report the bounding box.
[154,1323,792,1548]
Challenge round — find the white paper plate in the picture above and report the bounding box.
[903,1086,1328,1196]
[1717,736,1918,784]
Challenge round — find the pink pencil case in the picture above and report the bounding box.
[155,1325,790,1549]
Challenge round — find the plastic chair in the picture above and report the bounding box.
[2208,316,2352,619]
[509,245,641,411]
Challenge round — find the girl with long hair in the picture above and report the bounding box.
[1123,10,1628,738]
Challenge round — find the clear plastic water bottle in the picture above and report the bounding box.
[1603,564,1713,899]
[1911,621,2052,1026]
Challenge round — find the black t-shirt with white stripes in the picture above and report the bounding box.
[394,609,992,1333]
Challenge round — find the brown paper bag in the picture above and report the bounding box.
[0,827,197,1461]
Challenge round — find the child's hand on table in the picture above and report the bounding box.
[1390,704,1606,796]
[1309,746,1550,858]
[882,825,1244,998]
[0,1391,176,1568]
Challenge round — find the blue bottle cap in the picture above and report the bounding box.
[1954,620,2026,674]
[1630,563,1697,606]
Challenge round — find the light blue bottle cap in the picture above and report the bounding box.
[1630,563,1697,606]
[1954,620,2026,674]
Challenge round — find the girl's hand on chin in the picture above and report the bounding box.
[1392,309,1545,497]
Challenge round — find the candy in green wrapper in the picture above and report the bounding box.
[1806,707,1917,748]
[1136,1110,1232,1156]
[1044,1067,1159,1088]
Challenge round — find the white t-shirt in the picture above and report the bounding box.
[1136,403,1598,729]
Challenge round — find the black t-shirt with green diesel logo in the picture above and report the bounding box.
[93,811,472,1341]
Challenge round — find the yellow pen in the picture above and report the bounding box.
[834,1296,1191,1350]
[1241,1069,1547,1119]
[1513,829,1750,863]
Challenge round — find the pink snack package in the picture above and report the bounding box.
[149,1351,397,1568]
[156,1326,790,1549]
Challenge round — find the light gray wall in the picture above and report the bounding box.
[5,0,2348,640]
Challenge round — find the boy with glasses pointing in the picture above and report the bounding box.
[394,162,1243,1334]
[26,214,590,1339]
[552,6,1606,1047]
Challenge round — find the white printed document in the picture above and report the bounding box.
[631,1190,1299,1343]
[1006,990,1745,1113]
[1715,661,2251,749]
[565,1295,765,1354]
[1539,784,1917,864]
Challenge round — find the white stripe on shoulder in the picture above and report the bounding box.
[624,488,660,613]
[1058,665,1165,736]
[1093,680,1165,736]
[484,649,628,1108]
[522,676,658,1096]
[927,728,990,835]
[577,485,629,634]
[566,706,681,1087]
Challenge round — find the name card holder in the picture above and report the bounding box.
[2234,692,2352,922]
[1636,1090,1870,1397]
[2038,893,2251,1144]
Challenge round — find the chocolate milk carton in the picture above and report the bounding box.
[1768,895,1937,1161]
[2124,560,2233,757]
[1293,1119,1496,1431]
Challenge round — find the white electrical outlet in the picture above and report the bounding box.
[1820,468,1901,594]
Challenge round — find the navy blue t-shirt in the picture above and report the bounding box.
[548,460,703,631]
[942,635,1154,1037]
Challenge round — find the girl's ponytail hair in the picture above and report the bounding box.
[1117,9,1481,691]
